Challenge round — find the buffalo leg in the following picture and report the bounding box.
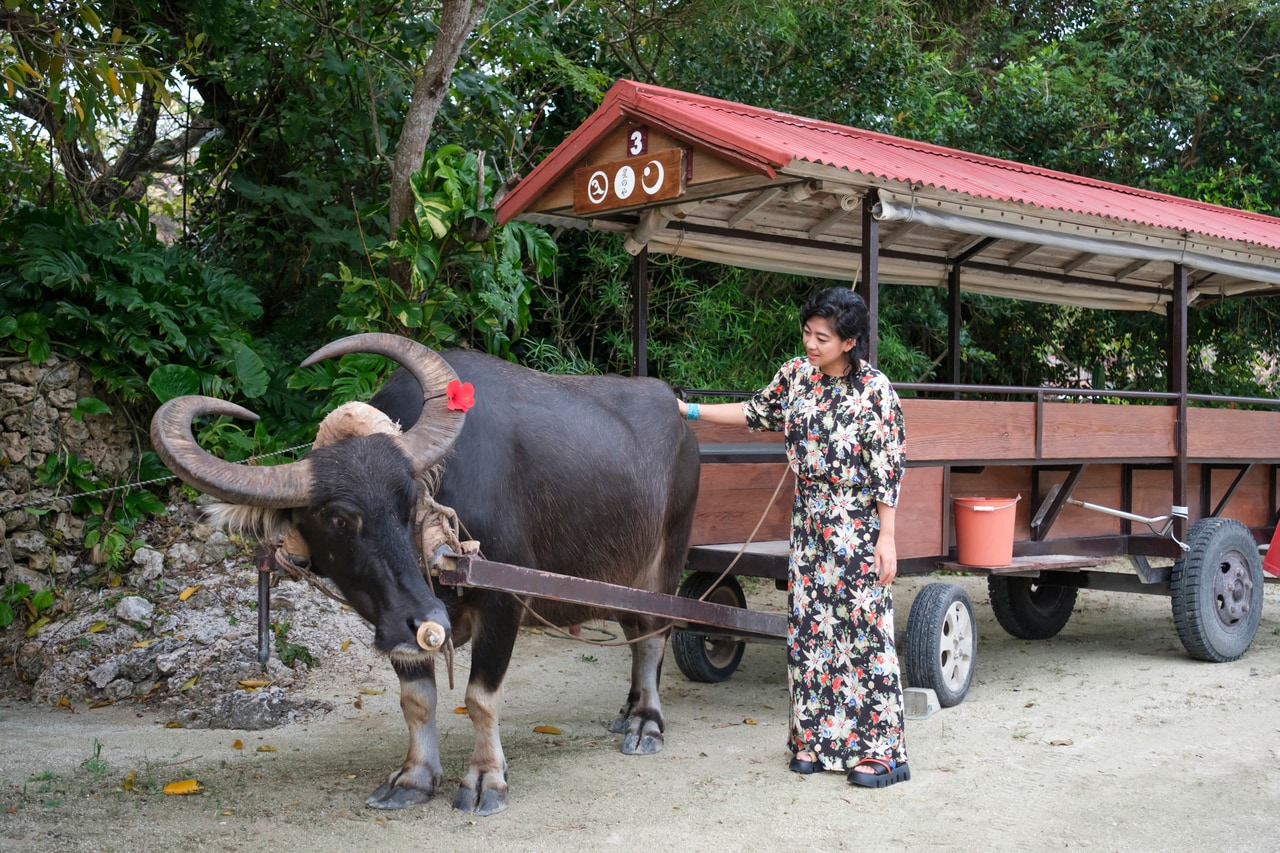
[453,609,516,816]
[609,618,668,755]
[367,658,442,809]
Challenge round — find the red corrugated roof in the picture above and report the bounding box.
[498,80,1280,250]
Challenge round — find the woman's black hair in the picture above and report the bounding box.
[800,286,870,381]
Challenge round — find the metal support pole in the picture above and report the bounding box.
[948,262,962,394]
[1170,263,1189,540]
[631,248,650,377]
[257,550,273,664]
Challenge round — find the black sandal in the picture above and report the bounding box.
[847,757,910,788]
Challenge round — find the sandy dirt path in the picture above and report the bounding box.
[3,573,1279,852]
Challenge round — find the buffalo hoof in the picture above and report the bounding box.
[607,713,628,735]
[453,784,508,816]
[366,781,433,810]
[621,730,664,755]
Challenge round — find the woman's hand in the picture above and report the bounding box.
[874,502,898,585]
[873,538,898,586]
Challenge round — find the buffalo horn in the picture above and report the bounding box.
[151,397,315,508]
[300,333,465,472]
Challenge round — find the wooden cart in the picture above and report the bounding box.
[491,80,1280,706]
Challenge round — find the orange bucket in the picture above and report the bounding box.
[952,495,1021,567]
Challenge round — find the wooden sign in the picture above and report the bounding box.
[573,148,686,214]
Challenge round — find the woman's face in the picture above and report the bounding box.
[802,315,855,377]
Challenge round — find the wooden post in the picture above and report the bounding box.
[861,189,880,366]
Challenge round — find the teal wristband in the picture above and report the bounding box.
[686,403,700,421]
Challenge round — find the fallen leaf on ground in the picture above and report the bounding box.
[179,675,199,691]
[238,679,270,689]
[88,621,108,633]
[358,688,384,696]
[453,706,468,714]
[163,779,203,795]
[232,740,243,750]
[122,769,137,791]
[1050,739,1074,747]
[533,725,562,735]
[257,745,277,753]
[742,718,758,725]
[178,585,202,601]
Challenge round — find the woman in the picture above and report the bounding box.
[677,286,909,788]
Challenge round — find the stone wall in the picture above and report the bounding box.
[0,353,140,588]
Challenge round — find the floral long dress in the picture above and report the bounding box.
[742,356,908,771]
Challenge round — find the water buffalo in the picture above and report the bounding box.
[150,333,701,816]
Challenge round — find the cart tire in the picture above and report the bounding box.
[671,573,748,683]
[1171,517,1264,662]
[903,582,976,708]
[988,576,1077,640]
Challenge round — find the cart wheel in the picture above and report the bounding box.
[988,576,1078,640]
[903,582,976,708]
[1171,517,1264,662]
[671,572,747,683]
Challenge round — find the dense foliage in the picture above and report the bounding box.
[4,0,1280,433]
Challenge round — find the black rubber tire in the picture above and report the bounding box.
[988,575,1078,640]
[903,582,977,708]
[1171,517,1264,662]
[671,573,748,683]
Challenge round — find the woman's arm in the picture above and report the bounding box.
[874,501,898,586]
[677,399,748,426]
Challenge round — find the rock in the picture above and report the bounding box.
[89,660,121,689]
[8,530,49,558]
[4,564,51,591]
[193,686,335,730]
[156,650,186,676]
[16,642,52,682]
[271,595,296,611]
[104,678,135,701]
[115,595,154,624]
[133,547,165,584]
[0,431,28,465]
[200,531,233,563]
[0,382,36,404]
[167,542,201,569]
[184,587,219,609]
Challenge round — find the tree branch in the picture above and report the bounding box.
[387,0,489,240]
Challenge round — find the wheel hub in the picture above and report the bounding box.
[938,601,974,690]
[1214,553,1254,626]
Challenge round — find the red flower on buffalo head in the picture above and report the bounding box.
[446,379,475,412]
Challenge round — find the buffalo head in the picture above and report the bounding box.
[150,334,465,663]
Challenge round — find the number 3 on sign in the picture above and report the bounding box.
[628,128,646,156]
